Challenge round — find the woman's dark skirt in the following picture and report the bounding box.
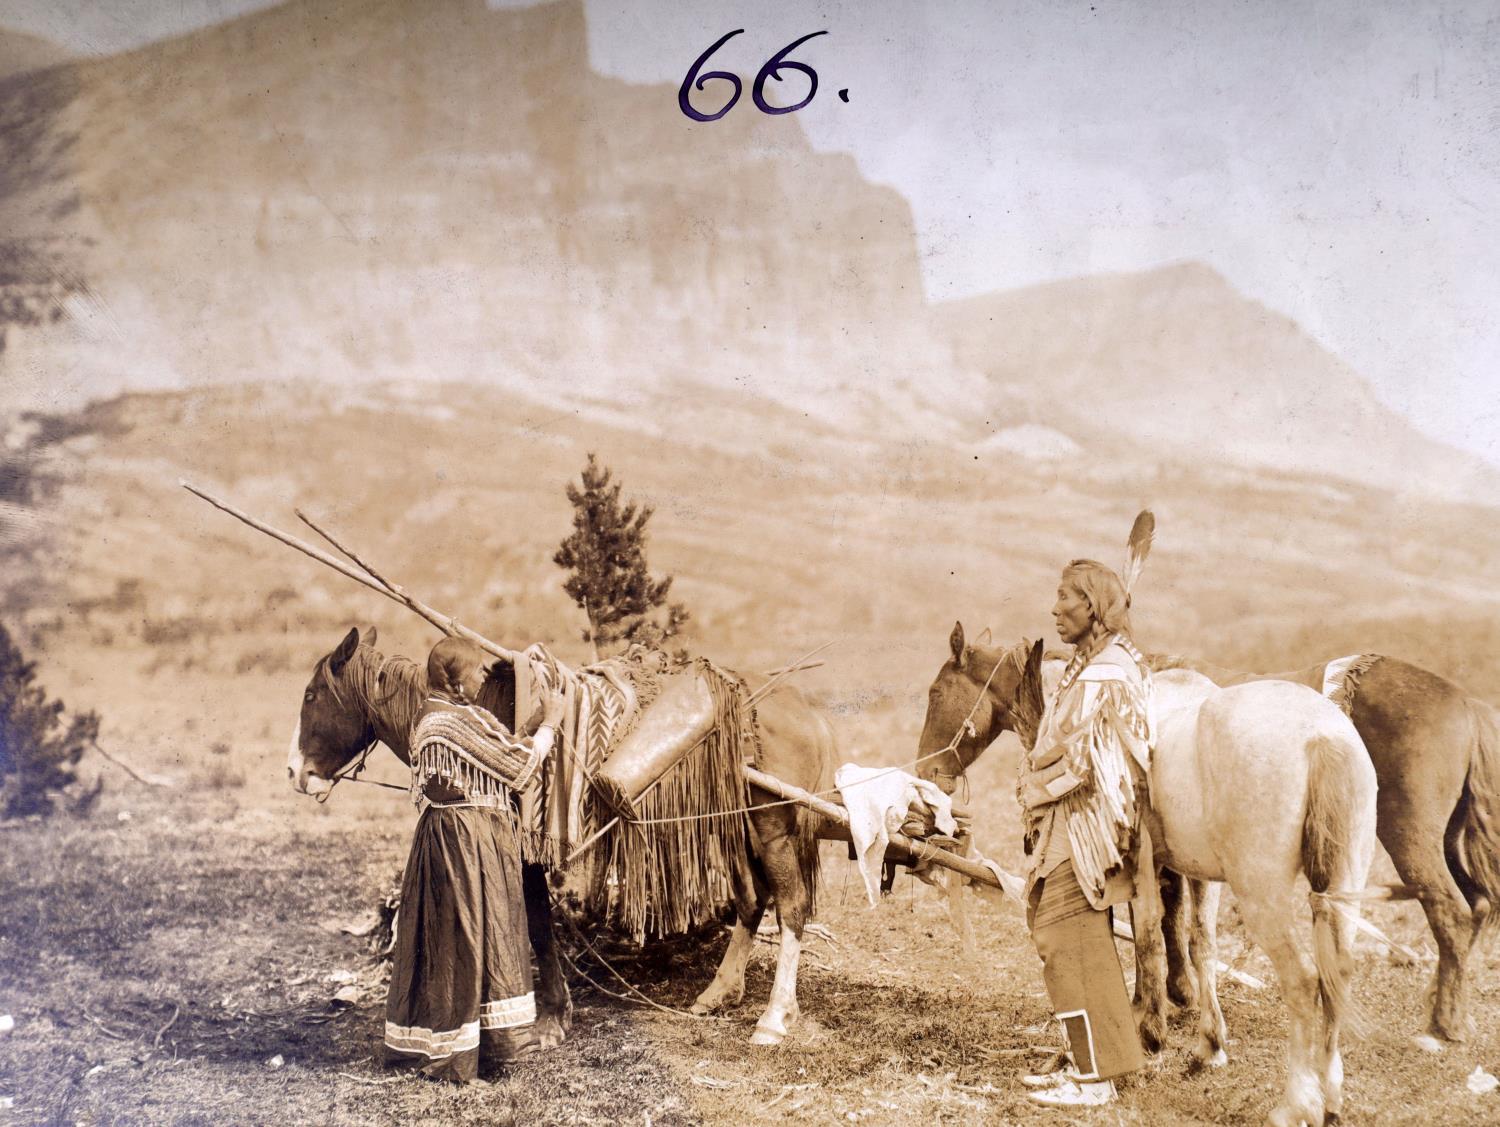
[383,803,536,1082]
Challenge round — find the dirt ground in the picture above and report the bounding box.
[2,775,1497,1127]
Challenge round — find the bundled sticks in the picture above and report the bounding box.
[180,481,521,665]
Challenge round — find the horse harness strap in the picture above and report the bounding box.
[316,654,400,803]
[944,643,1026,787]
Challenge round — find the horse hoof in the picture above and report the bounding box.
[1411,1033,1445,1054]
[1167,980,1198,1009]
[1138,1021,1166,1056]
[535,1017,566,1050]
[750,1024,785,1047]
[1185,1047,1226,1076]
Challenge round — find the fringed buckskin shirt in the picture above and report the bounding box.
[1021,635,1154,909]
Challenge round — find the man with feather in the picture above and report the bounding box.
[1018,514,1156,1108]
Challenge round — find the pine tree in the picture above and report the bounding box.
[0,622,100,818]
[554,454,689,656]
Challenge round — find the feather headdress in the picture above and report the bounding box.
[1121,509,1155,601]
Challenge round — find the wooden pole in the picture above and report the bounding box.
[742,765,1009,892]
[295,508,405,597]
[180,481,523,665]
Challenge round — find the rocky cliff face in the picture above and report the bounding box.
[0,0,966,433]
[0,28,72,81]
[1,0,1493,499]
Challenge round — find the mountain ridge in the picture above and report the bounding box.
[0,0,1492,502]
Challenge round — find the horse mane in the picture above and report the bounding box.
[1145,652,1196,673]
[1147,652,1251,686]
[1011,642,1046,751]
[321,644,428,756]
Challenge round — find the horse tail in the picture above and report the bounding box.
[795,714,836,922]
[1302,730,1373,1036]
[1302,733,1365,892]
[1460,699,1500,945]
[795,804,820,919]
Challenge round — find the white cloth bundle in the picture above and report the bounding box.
[834,762,957,907]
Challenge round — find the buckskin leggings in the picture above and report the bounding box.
[1027,860,1144,1081]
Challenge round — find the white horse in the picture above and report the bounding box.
[918,627,1377,1127]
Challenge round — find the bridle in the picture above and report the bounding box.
[306,652,409,803]
[315,732,386,803]
[928,641,1029,795]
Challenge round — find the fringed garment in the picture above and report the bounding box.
[1021,635,1154,909]
[383,696,555,1081]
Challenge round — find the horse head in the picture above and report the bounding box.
[288,626,382,797]
[916,622,1044,795]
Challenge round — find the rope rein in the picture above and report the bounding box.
[323,644,1019,827]
[611,645,1021,826]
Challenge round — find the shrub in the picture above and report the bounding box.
[553,453,690,656]
[0,621,100,818]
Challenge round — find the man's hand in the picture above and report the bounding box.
[1020,764,1086,809]
[1019,774,1057,811]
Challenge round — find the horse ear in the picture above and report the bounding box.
[976,627,993,647]
[363,624,377,646]
[330,626,360,676]
[949,621,965,663]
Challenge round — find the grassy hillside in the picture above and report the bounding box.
[6,379,1500,849]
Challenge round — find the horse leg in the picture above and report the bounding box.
[522,863,571,1049]
[691,860,767,1016]
[943,865,977,959]
[1188,880,1228,1071]
[1356,683,1477,1045]
[1161,869,1198,1009]
[1385,806,1475,1045]
[1311,890,1360,1123]
[749,828,810,1046]
[1446,807,1491,1044]
[1232,884,1325,1127]
[1130,869,1170,1056]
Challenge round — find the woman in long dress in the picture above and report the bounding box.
[383,637,565,1082]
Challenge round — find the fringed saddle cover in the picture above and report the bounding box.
[1322,653,1381,716]
[518,644,673,871]
[590,659,757,944]
[504,645,759,943]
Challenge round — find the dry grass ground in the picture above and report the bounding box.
[2,776,1497,1126]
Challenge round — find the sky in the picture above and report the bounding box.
[3,0,1497,465]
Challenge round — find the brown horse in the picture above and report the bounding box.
[1149,652,1500,1047]
[287,627,836,1047]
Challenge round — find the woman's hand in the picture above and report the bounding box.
[541,689,567,728]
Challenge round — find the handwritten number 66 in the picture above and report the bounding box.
[678,30,829,122]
